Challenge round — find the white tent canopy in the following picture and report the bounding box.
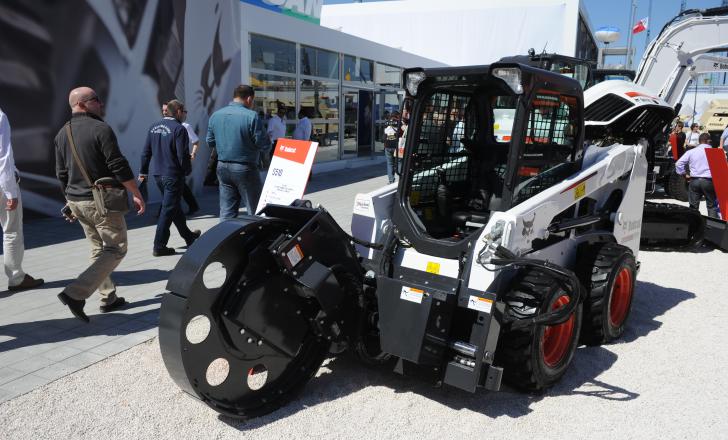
[321,0,591,67]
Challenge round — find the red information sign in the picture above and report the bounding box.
[255,138,318,214]
[706,148,728,220]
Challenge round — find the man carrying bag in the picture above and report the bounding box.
[54,86,145,323]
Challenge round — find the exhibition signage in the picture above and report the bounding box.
[256,138,318,214]
[706,148,728,221]
[240,0,323,24]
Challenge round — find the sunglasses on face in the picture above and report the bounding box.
[83,95,102,104]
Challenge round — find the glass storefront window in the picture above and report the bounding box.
[301,45,339,79]
[250,73,296,120]
[250,34,295,73]
[300,79,339,119]
[312,122,340,162]
[360,58,373,84]
[300,79,340,162]
[343,55,373,84]
[375,63,401,87]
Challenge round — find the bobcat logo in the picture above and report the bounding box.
[522,213,536,237]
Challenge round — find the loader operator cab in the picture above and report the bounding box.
[394,63,584,258]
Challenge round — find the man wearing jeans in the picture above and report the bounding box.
[139,99,200,256]
[54,87,145,322]
[206,85,270,221]
[675,132,719,218]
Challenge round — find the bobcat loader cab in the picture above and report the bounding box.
[390,63,586,254]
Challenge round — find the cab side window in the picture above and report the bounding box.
[513,91,579,205]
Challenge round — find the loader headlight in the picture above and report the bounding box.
[492,67,523,94]
[405,71,426,97]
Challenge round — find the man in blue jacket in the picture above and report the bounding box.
[206,85,270,221]
[139,99,200,256]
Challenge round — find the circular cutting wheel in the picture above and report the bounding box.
[159,218,329,419]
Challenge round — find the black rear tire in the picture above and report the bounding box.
[496,269,583,391]
[577,243,637,346]
[666,170,689,202]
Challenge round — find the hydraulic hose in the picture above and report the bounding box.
[487,245,582,329]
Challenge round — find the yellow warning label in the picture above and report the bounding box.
[574,182,586,199]
[410,191,420,205]
[426,262,441,274]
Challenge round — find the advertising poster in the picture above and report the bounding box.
[256,138,318,213]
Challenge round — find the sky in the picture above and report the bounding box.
[323,0,725,67]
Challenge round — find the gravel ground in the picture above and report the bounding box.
[2,197,727,439]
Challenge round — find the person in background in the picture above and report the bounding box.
[398,113,409,162]
[448,107,465,152]
[206,85,270,221]
[670,121,686,158]
[686,123,701,149]
[0,107,44,292]
[162,102,199,215]
[54,87,145,322]
[675,132,719,218]
[265,105,287,167]
[293,107,312,141]
[719,123,728,153]
[139,99,200,256]
[383,111,400,184]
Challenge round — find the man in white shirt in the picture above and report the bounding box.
[264,106,287,168]
[0,108,44,292]
[267,106,287,146]
[293,108,313,141]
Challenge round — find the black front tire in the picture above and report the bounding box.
[577,243,637,346]
[496,269,583,391]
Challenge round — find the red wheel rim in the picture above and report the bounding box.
[541,295,575,368]
[609,267,633,327]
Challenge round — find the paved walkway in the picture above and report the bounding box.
[0,162,389,403]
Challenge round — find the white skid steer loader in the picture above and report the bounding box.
[158,62,674,419]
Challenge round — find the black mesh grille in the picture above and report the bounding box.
[409,92,471,204]
[585,94,633,122]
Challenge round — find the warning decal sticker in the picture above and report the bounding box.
[400,286,425,304]
[286,244,303,268]
[467,295,493,313]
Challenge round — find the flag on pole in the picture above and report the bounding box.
[632,17,648,34]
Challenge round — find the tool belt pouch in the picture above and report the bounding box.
[92,177,129,216]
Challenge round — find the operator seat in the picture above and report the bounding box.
[450,137,505,231]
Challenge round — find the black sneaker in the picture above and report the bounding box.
[185,230,202,247]
[57,292,89,323]
[153,247,176,257]
[100,297,127,313]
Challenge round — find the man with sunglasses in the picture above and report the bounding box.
[139,99,200,257]
[54,87,145,323]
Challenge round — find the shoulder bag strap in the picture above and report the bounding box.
[65,122,94,187]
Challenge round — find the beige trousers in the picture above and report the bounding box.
[66,200,127,305]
